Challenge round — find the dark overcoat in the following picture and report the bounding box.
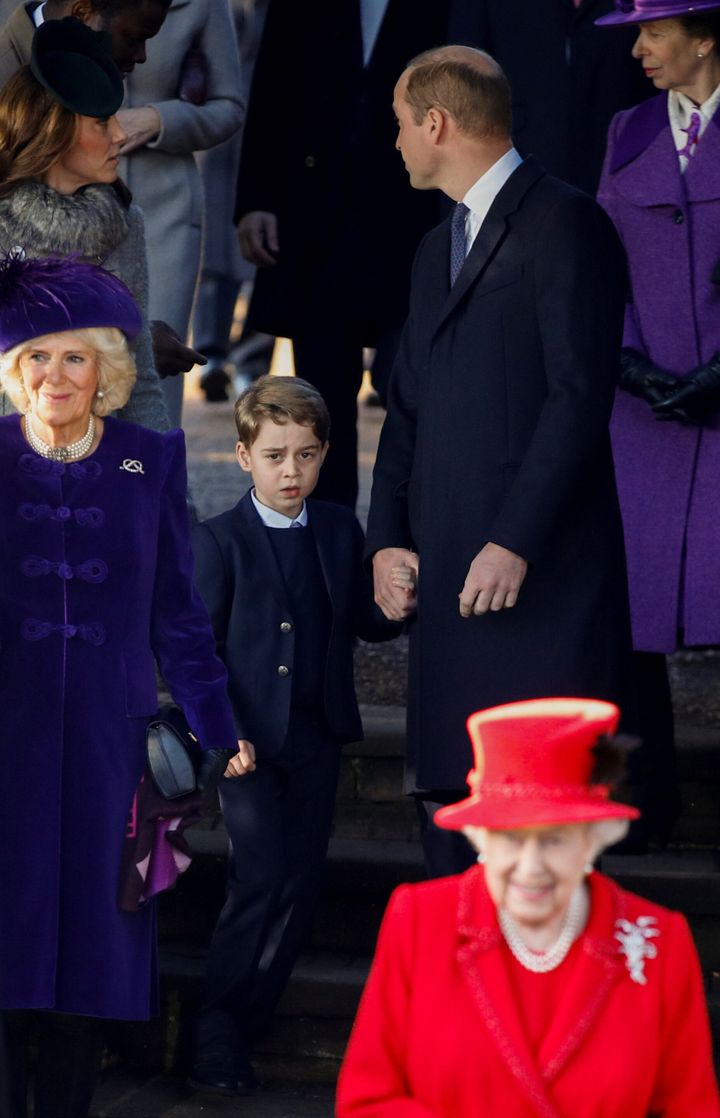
[449,0,650,195]
[598,95,720,652]
[366,159,633,792]
[0,417,237,1019]
[234,0,447,341]
[192,492,397,757]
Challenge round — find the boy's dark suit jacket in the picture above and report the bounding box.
[193,492,396,756]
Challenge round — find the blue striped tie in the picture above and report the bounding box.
[450,201,469,286]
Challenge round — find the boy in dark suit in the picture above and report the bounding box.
[189,376,399,1096]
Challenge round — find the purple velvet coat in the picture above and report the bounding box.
[0,416,237,1020]
[598,94,720,652]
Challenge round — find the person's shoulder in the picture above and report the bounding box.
[595,870,683,931]
[195,492,252,542]
[107,416,183,462]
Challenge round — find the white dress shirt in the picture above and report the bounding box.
[461,147,523,253]
[32,2,45,27]
[251,489,308,528]
[668,83,720,172]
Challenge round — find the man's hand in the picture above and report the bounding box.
[151,320,206,378]
[238,211,280,267]
[224,739,257,778]
[459,543,527,617]
[116,106,162,154]
[373,548,419,621]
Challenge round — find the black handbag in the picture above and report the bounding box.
[146,705,201,799]
[146,705,235,799]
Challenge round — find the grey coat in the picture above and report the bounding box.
[0,182,169,432]
[120,0,244,339]
[0,1,32,87]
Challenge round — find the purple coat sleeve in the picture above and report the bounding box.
[150,430,237,751]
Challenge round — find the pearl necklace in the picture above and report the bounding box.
[498,886,586,973]
[25,414,96,462]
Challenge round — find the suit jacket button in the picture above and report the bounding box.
[673,209,684,224]
[280,621,293,633]
[278,664,290,676]
[304,154,316,168]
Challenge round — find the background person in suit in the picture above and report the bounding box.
[448,0,651,195]
[190,377,399,1096]
[368,45,633,878]
[234,0,448,508]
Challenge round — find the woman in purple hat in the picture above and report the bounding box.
[0,254,247,1115]
[595,0,720,847]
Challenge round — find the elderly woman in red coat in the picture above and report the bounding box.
[336,698,720,1118]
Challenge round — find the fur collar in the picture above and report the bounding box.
[0,182,130,263]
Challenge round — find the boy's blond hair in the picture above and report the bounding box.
[234,375,330,446]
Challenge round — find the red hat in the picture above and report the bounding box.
[435,698,640,831]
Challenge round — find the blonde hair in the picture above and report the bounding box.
[0,326,137,416]
[234,375,330,446]
[404,46,512,140]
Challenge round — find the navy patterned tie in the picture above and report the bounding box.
[449,201,469,286]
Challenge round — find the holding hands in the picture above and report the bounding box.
[373,548,419,621]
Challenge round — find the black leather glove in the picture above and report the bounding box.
[653,352,720,425]
[619,348,679,407]
[196,748,234,795]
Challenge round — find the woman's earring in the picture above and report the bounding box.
[96,389,105,400]
[476,851,486,865]
[584,861,594,876]
[698,51,705,58]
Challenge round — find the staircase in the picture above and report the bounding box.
[104,683,720,1086]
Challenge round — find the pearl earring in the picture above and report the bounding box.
[476,851,486,865]
[698,52,705,58]
[96,389,105,399]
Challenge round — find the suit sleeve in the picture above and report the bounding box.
[150,431,237,750]
[487,192,627,564]
[596,112,645,354]
[650,912,720,1117]
[365,236,430,559]
[146,0,244,154]
[336,887,443,1118]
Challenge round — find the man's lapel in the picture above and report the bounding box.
[432,157,545,338]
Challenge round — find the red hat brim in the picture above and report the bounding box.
[435,794,640,831]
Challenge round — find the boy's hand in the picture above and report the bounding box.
[391,561,418,595]
[224,739,257,778]
[373,548,418,620]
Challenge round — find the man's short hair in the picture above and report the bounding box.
[234,375,331,446]
[404,47,512,140]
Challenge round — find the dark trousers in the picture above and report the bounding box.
[195,719,342,1066]
[292,332,364,509]
[624,650,681,845]
[2,1011,103,1118]
[415,794,477,880]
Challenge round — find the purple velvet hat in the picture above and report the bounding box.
[597,0,720,25]
[0,253,142,353]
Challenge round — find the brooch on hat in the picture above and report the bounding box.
[615,916,660,985]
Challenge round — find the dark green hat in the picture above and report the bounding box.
[30,17,124,118]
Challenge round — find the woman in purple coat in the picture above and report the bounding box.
[0,255,241,1117]
[596,0,720,846]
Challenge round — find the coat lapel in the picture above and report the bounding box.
[432,157,545,339]
[537,874,626,1082]
[456,869,564,1118]
[234,492,291,613]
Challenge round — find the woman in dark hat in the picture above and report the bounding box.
[0,253,246,1116]
[337,698,719,1117]
[0,17,168,433]
[595,1,720,849]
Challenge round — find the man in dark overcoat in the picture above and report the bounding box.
[448,0,650,195]
[234,0,448,507]
[367,46,633,876]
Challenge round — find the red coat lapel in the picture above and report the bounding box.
[456,870,630,1117]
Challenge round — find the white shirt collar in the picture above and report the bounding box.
[462,147,523,250]
[668,82,720,171]
[31,1,45,27]
[251,488,308,528]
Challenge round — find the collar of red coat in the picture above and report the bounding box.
[453,867,646,1118]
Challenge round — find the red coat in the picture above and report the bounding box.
[336,868,719,1118]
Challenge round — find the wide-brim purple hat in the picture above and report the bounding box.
[0,253,142,353]
[597,0,720,26]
